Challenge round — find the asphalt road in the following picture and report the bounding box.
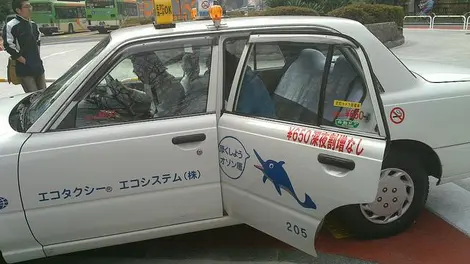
[393,29,470,69]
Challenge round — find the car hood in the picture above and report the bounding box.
[402,59,470,83]
[0,93,30,137]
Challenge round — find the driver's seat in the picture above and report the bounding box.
[178,53,209,115]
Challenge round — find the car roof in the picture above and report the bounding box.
[109,15,363,44]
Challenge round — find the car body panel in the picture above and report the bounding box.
[0,94,45,263]
[380,71,470,181]
[402,59,470,83]
[218,115,386,256]
[19,114,223,245]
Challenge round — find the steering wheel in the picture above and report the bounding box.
[103,74,136,116]
[104,75,120,94]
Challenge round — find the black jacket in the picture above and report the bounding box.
[2,15,44,77]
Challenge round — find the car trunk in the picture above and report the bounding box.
[402,59,470,83]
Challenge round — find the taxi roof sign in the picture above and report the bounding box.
[153,0,176,29]
[208,4,226,29]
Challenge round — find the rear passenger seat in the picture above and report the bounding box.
[323,56,366,124]
[271,48,326,122]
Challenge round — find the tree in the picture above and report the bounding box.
[0,0,13,23]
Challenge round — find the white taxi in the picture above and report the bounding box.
[0,6,466,264]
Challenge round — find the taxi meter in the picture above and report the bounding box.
[153,0,175,28]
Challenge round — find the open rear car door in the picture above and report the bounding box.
[217,32,388,256]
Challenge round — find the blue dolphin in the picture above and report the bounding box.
[253,149,317,210]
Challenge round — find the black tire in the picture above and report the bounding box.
[68,24,74,34]
[98,28,107,34]
[336,148,429,239]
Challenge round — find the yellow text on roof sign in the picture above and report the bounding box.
[333,100,362,109]
[154,0,173,25]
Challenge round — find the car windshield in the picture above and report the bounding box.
[24,36,111,130]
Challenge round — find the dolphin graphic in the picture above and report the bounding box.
[253,149,317,210]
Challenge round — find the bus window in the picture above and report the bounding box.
[125,3,138,16]
[87,0,115,9]
[31,3,52,12]
[78,7,86,18]
[117,2,138,17]
[55,6,78,19]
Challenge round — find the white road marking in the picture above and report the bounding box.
[427,179,470,237]
[42,49,77,59]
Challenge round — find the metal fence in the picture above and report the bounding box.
[402,3,470,16]
[403,13,470,29]
[402,2,470,30]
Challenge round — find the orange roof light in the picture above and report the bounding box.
[209,4,222,27]
[191,8,197,20]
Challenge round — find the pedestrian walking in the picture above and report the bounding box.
[3,0,46,93]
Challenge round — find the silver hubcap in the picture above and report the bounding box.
[360,168,414,224]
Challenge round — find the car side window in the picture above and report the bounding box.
[223,38,248,103]
[231,41,379,135]
[59,44,212,130]
[322,46,379,135]
[247,44,285,71]
[233,42,329,124]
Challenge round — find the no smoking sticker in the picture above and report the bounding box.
[201,1,209,9]
[390,107,405,124]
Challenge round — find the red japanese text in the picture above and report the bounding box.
[287,127,364,156]
[334,109,365,120]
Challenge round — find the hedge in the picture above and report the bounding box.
[327,3,405,27]
[226,6,319,17]
[121,17,153,28]
[259,6,319,16]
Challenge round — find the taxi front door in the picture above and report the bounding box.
[217,33,388,256]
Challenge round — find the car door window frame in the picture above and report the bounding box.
[48,36,218,132]
[225,33,388,140]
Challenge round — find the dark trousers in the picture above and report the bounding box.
[20,74,46,93]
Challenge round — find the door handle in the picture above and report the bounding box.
[317,153,355,171]
[172,133,206,145]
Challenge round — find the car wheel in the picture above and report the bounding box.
[337,149,429,239]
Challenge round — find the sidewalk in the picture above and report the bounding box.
[0,82,23,98]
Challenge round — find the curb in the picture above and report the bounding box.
[0,78,56,83]
[383,36,405,49]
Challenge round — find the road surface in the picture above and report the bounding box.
[40,31,106,46]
